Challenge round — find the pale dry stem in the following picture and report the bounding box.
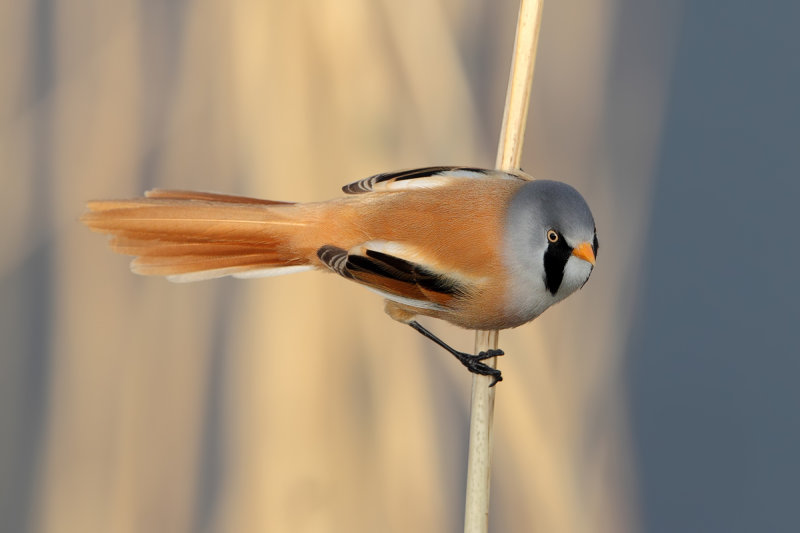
[464,1,544,532]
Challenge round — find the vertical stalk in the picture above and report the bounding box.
[463,1,544,531]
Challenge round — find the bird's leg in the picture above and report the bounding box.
[407,321,504,386]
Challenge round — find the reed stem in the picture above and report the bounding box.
[463,1,544,531]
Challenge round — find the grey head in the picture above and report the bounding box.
[503,179,598,325]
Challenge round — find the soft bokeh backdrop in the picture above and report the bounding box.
[7,1,797,533]
[626,1,800,532]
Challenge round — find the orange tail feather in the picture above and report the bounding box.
[82,190,316,281]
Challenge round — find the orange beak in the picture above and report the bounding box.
[571,241,596,266]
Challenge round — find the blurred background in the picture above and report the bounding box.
[1,0,798,532]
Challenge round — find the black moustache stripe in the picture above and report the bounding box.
[543,239,573,295]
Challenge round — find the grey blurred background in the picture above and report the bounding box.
[626,1,800,532]
[1,1,797,532]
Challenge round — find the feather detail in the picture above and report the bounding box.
[342,166,526,194]
[82,194,315,280]
[316,241,468,312]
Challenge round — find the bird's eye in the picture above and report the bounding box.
[547,229,559,243]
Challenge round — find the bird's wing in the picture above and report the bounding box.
[317,241,468,311]
[341,166,526,194]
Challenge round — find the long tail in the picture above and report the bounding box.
[81,189,318,282]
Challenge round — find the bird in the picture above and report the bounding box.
[82,166,598,385]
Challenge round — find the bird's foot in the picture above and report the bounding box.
[406,321,505,386]
[456,349,504,387]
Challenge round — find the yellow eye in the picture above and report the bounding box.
[547,229,559,243]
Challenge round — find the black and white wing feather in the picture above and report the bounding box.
[316,242,466,311]
[342,166,525,194]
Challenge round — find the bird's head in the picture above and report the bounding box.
[504,179,598,321]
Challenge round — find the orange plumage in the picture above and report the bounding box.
[82,171,522,329]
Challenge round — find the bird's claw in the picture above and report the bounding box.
[460,352,504,387]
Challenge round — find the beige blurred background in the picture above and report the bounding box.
[0,1,677,532]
